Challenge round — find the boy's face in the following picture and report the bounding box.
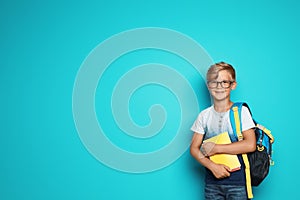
[207,70,236,102]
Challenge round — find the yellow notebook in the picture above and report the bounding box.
[203,132,241,172]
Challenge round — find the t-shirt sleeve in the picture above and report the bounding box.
[241,106,256,132]
[190,112,205,134]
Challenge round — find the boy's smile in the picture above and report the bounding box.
[210,89,228,101]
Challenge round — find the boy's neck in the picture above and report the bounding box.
[213,100,233,113]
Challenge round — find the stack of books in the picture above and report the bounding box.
[203,132,241,172]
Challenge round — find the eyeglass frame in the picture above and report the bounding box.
[206,80,235,89]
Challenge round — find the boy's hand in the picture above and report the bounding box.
[210,163,231,179]
[201,142,217,156]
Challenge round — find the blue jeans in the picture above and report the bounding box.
[205,184,248,200]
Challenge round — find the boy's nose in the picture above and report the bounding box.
[216,82,223,88]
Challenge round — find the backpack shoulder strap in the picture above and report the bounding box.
[229,102,252,141]
[229,102,254,199]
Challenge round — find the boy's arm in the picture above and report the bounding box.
[203,128,256,156]
[190,133,231,179]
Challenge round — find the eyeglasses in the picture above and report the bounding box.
[207,80,235,89]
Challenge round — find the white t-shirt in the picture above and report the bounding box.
[191,105,255,140]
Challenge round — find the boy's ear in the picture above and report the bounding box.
[231,81,237,90]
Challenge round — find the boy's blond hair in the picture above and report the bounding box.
[206,62,236,82]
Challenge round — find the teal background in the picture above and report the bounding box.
[0,0,298,199]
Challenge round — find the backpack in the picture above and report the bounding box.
[229,102,274,198]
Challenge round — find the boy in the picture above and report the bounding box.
[190,62,256,200]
